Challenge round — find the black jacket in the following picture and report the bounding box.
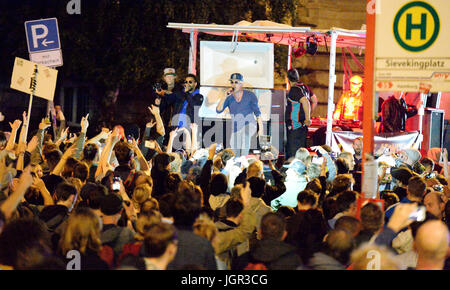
[381,96,417,133]
[232,238,302,270]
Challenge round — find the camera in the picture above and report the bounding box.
[153,82,162,92]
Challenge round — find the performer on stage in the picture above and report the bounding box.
[333,75,363,121]
[216,73,262,157]
[380,91,419,133]
[285,68,313,159]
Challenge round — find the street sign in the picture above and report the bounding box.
[29,50,63,67]
[375,0,450,92]
[25,18,61,53]
[25,18,63,67]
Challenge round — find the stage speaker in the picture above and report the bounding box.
[422,108,445,153]
[270,89,286,154]
[425,92,441,109]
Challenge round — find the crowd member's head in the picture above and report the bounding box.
[276,206,296,219]
[82,143,98,163]
[423,191,445,220]
[380,191,400,210]
[134,210,162,241]
[296,189,317,211]
[59,207,102,256]
[407,176,426,202]
[338,152,355,171]
[335,216,361,237]
[184,74,198,93]
[306,163,321,179]
[352,137,363,157]
[135,172,153,189]
[61,157,81,179]
[305,178,322,196]
[132,184,152,211]
[296,209,328,264]
[54,182,78,210]
[360,203,384,233]
[43,150,62,172]
[295,148,312,166]
[30,163,43,178]
[114,141,134,166]
[335,158,350,175]
[193,214,218,248]
[247,176,266,198]
[73,162,89,184]
[331,174,355,196]
[185,165,201,184]
[100,193,124,225]
[259,213,287,241]
[169,153,182,173]
[414,220,449,270]
[143,222,178,270]
[0,218,51,269]
[322,198,339,221]
[247,160,263,179]
[140,198,160,214]
[158,193,176,223]
[172,181,203,227]
[420,157,434,173]
[391,167,414,188]
[218,148,235,166]
[209,173,228,196]
[224,198,244,225]
[351,244,400,270]
[321,229,354,267]
[397,149,421,167]
[152,153,175,172]
[166,172,182,194]
[336,191,358,216]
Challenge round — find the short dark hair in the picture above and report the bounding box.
[113,142,133,165]
[55,182,77,201]
[81,183,107,210]
[224,198,244,218]
[335,216,361,236]
[336,158,350,174]
[331,174,354,195]
[144,223,177,258]
[360,203,384,232]
[44,150,62,171]
[73,162,89,182]
[305,178,322,195]
[248,177,266,198]
[297,189,317,206]
[83,143,98,162]
[172,181,202,226]
[260,212,286,240]
[209,173,228,196]
[407,176,426,199]
[336,191,357,213]
[287,68,300,82]
[185,73,198,86]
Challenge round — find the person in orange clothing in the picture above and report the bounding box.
[333,75,363,121]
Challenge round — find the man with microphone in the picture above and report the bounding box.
[216,73,263,157]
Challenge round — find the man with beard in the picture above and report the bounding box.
[352,137,363,172]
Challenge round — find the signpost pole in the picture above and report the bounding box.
[362,0,376,198]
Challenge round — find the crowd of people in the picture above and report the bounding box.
[0,68,449,271]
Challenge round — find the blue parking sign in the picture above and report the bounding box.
[25,18,61,53]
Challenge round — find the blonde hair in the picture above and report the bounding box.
[133,184,152,210]
[247,160,263,178]
[193,214,218,248]
[140,197,160,214]
[135,210,162,241]
[60,207,102,255]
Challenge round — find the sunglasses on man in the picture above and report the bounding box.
[230,80,241,84]
[184,80,195,84]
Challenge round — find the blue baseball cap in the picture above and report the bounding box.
[229,73,243,81]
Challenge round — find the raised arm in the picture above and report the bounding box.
[0,166,33,219]
[131,138,150,175]
[5,119,22,152]
[148,102,165,137]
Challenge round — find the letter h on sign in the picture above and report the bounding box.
[406,13,427,40]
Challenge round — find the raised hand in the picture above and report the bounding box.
[39,118,51,130]
[26,136,39,153]
[80,113,89,133]
[9,119,22,131]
